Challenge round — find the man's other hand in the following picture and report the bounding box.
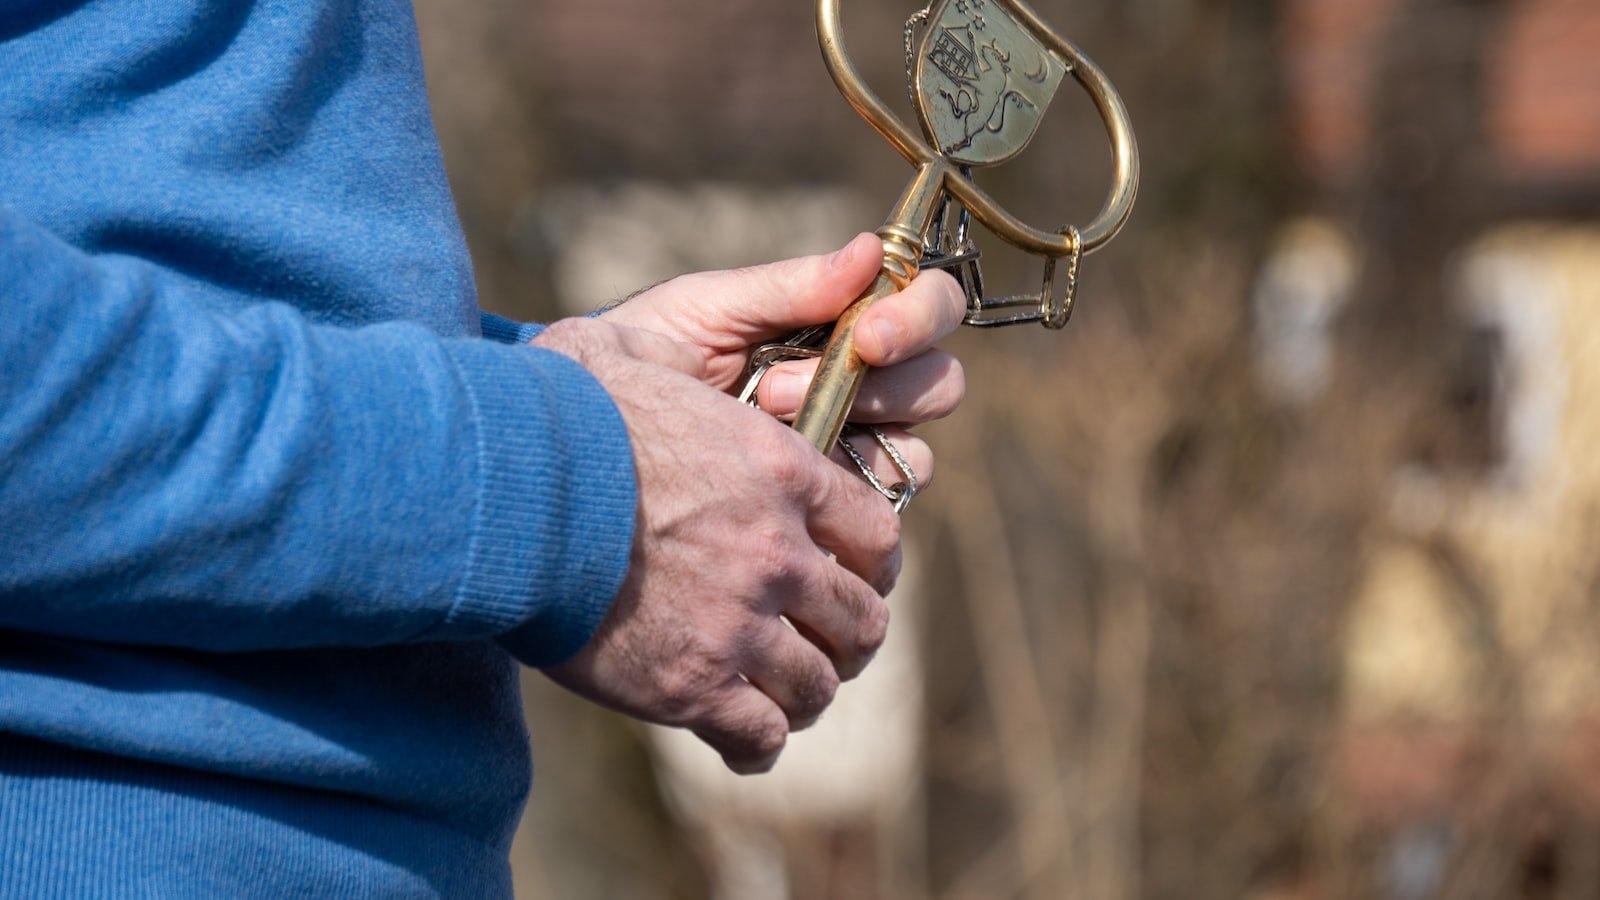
[532,318,902,774]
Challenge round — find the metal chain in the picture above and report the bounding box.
[737,328,918,513]
[1043,224,1082,329]
[733,223,1078,509]
[837,426,919,514]
[903,4,933,111]
[736,325,830,406]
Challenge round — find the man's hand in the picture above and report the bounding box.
[603,232,967,429]
[532,236,967,774]
[533,318,903,774]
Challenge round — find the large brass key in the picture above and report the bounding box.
[791,0,1140,454]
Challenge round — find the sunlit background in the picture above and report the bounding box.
[414,1,1600,897]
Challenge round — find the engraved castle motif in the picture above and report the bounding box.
[926,24,1045,156]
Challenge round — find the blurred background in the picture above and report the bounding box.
[413,0,1600,897]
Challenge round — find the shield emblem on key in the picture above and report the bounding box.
[913,0,1069,167]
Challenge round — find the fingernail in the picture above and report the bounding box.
[866,315,898,361]
[766,367,805,411]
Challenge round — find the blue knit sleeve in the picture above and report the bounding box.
[0,207,633,664]
[479,312,545,345]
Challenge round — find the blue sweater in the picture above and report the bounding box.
[0,1,637,895]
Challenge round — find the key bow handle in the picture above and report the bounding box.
[817,0,1139,259]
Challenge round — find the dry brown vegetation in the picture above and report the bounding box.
[416,1,1600,897]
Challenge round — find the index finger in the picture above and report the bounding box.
[851,268,966,367]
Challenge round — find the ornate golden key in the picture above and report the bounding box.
[786,0,1139,469]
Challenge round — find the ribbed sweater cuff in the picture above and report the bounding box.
[439,339,635,666]
[478,311,545,345]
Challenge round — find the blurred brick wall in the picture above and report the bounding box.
[1281,0,1406,186]
[1489,0,1600,182]
[1284,0,1600,187]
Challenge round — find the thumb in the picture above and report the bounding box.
[624,233,885,342]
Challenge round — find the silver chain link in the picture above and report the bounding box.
[737,326,919,513]
[837,426,918,514]
[903,4,933,112]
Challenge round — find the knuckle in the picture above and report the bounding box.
[811,669,842,712]
[929,267,962,301]
[751,716,789,759]
[790,666,841,728]
[936,356,967,416]
[762,437,806,485]
[714,708,790,775]
[652,682,697,725]
[894,436,934,493]
[921,269,965,319]
[875,543,905,596]
[745,523,801,584]
[871,513,902,563]
[760,439,820,500]
[857,598,891,659]
[652,675,700,724]
[652,642,727,725]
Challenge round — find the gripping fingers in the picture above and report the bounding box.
[774,516,893,678]
[783,569,892,682]
[830,425,933,495]
[799,449,902,592]
[741,620,841,730]
[757,350,965,424]
[693,676,793,775]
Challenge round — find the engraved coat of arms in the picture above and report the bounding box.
[913,0,1068,166]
